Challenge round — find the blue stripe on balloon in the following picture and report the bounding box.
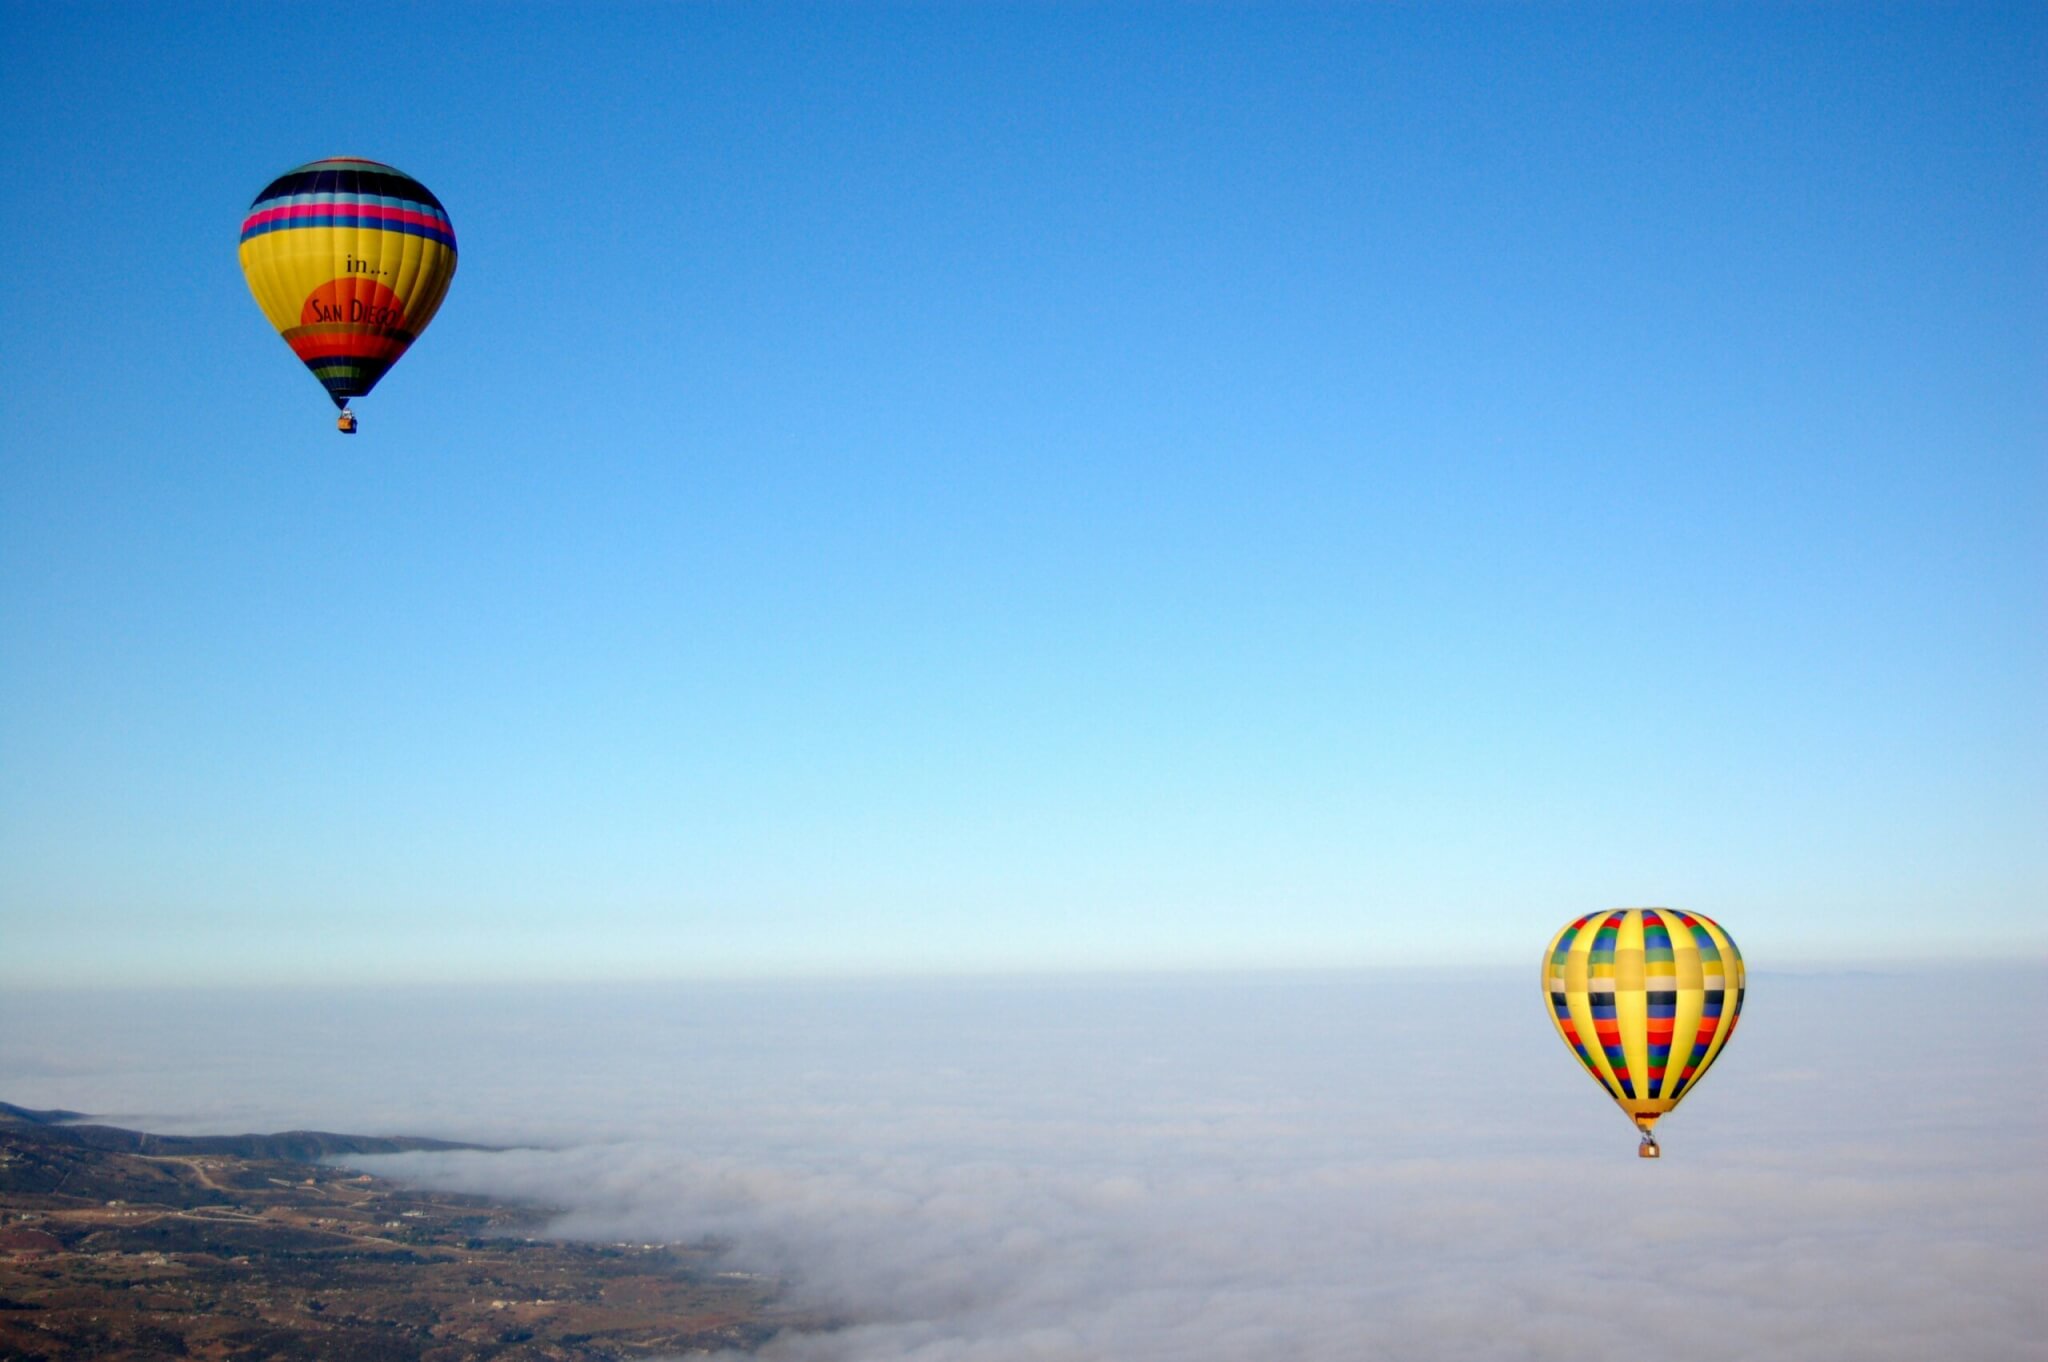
[240,216,456,248]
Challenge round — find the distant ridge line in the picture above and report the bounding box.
[0,1101,90,1125]
[1,1099,493,1161]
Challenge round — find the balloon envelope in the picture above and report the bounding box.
[1542,908,1744,1134]
[238,157,457,409]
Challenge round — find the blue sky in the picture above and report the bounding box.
[2,4,2042,983]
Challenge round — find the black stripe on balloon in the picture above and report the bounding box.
[252,168,445,212]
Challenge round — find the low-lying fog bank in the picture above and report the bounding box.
[5,969,2041,1360]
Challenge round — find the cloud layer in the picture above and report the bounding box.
[4,969,2042,1359]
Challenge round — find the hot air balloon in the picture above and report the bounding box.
[1542,908,1744,1158]
[238,158,457,433]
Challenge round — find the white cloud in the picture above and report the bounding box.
[3,969,2042,1360]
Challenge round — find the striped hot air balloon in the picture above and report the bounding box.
[1542,908,1744,1157]
[238,157,457,431]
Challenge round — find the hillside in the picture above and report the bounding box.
[0,1103,816,1359]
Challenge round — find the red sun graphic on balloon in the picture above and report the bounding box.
[300,277,409,331]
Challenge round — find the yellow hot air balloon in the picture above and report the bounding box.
[1542,908,1744,1157]
[238,157,457,433]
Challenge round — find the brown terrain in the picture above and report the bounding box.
[0,1102,820,1360]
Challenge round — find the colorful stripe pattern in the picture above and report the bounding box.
[1546,915,1615,1098]
[1540,908,1744,1137]
[1586,911,1633,1099]
[238,158,457,408]
[1642,910,1676,1097]
[1667,909,1743,1099]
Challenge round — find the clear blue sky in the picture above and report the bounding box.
[2,3,2041,984]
